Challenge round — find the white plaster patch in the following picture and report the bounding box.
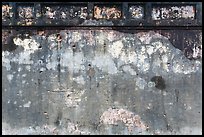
[136,53,150,72]
[17,51,34,64]
[71,32,82,43]
[122,65,137,75]
[22,74,27,77]
[92,54,118,74]
[108,40,123,58]
[60,49,85,73]
[19,90,23,96]
[107,31,116,41]
[22,80,26,84]
[135,77,147,90]
[73,75,85,85]
[40,67,46,72]
[96,32,106,45]
[2,51,11,70]
[179,127,202,135]
[23,101,31,108]
[120,50,137,64]
[146,45,154,55]
[25,65,31,71]
[13,38,40,52]
[153,42,168,54]
[7,74,13,82]
[46,61,58,70]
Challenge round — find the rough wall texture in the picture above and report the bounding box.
[2,2,202,135]
[2,29,202,135]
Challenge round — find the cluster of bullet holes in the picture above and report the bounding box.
[103,42,107,53]
[150,76,166,90]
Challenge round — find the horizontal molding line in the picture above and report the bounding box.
[2,26,202,30]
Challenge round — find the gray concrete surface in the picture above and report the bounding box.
[2,29,202,135]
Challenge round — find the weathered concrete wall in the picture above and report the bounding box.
[2,29,202,135]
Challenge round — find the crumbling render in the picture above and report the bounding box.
[100,108,148,132]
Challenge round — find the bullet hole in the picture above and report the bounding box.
[103,43,107,53]
[44,112,48,115]
[72,44,77,52]
[97,82,99,87]
[38,60,43,64]
[39,70,43,73]
[57,34,62,42]
[88,64,91,67]
[38,45,42,49]
[150,76,166,90]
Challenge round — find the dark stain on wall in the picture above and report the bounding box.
[151,76,166,90]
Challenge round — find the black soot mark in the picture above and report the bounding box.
[151,76,166,90]
[2,36,18,52]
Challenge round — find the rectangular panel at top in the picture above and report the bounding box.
[93,4,122,20]
[16,3,35,26]
[2,2,202,27]
[152,4,196,20]
[42,3,88,20]
[128,4,145,20]
[2,3,13,25]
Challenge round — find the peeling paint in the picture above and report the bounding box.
[100,108,148,132]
